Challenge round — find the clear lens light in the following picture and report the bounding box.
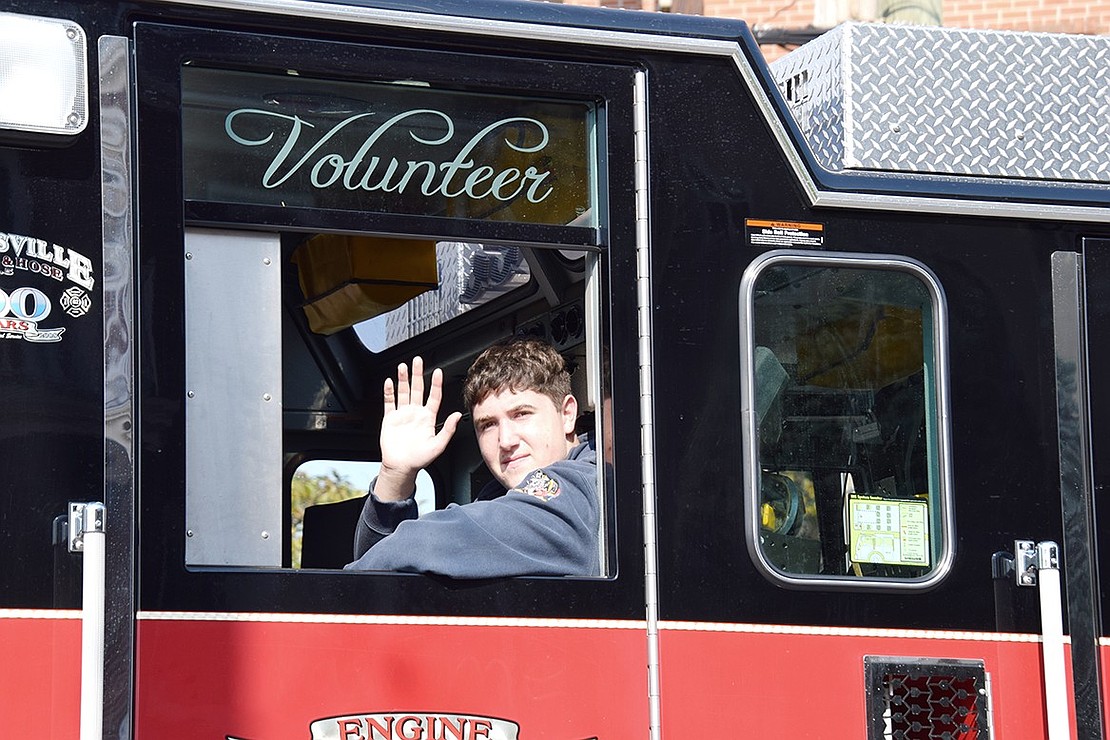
[0,12,87,136]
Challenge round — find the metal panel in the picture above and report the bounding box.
[1051,250,1105,740]
[100,33,136,740]
[184,229,282,567]
[771,22,1110,182]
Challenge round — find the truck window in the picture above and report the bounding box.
[182,227,610,575]
[740,250,953,589]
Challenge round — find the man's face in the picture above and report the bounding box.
[472,387,578,489]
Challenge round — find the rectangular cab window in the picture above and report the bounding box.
[184,227,610,577]
[740,250,953,590]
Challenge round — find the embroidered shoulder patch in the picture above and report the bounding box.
[512,470,561,502]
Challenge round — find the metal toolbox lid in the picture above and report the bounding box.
[769,22,1110,183]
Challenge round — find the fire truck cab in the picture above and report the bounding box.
[2,2,1110,738]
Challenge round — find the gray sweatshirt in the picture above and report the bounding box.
[345,440,599,578]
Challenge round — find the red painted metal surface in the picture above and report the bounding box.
[135,618,648,739]
[4,612,1079,739]
[1102,644,1110,740]
[0,614,82,739]
[658,626,1061,739]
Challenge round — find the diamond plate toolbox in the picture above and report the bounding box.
[769,22,1110,182]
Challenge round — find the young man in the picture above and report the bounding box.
[345,337,599,577]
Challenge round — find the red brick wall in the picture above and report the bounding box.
[563,0,658,8]
[944,0,1110,34]
[558,0,1110,59]
[704,0,815,29]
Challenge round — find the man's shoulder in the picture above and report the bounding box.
[566,437,597,465]
[511,440,598,500]
[544,440,597,481]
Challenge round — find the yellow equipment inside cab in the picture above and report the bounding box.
[291,233,439,335]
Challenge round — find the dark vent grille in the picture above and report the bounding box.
[865,657,990,740]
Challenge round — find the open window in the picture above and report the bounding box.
[739,250,953,590]
[182,227,611,575]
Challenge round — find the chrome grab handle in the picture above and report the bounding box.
[69,502,106,740]
[1015,540,1071,740]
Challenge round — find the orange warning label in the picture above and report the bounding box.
[745,219,825,248]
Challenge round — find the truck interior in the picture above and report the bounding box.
[181,226,609,573]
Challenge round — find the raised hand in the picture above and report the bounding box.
[374,356,462,502]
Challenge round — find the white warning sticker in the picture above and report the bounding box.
[746,219,825,248]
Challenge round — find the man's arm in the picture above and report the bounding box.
[349,357,460,558]
[346,451,600,578]
[351,488,419,558]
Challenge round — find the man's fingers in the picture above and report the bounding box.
[383,356,449,417]
[435,411,463,448]
[425,367,445,412]
[383,378,395,415]
[395,362,410,405]
[409,356,425,406]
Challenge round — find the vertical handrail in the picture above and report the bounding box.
[1037,542,1072,740]
[70,502,107,740]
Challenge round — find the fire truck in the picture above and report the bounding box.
[2,1,1109,737]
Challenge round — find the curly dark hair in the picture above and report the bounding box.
[463,337,572,411]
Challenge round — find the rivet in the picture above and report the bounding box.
[261,531,270,540]
[187,390,195,398]
[263,257,272,266]
[263,393,272,402]
[185,252,193,260]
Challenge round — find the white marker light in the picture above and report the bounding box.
[0,12,87,136]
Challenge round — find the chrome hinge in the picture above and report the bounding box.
[68,501,106,553]
[1014,539,1060,587]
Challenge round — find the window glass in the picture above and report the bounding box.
[355,241,530,352]
[181,67,598,227]
[741,252,951,588]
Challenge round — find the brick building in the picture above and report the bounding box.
[557,0,1110,59]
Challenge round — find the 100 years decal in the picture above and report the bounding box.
[0,231,95,344]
